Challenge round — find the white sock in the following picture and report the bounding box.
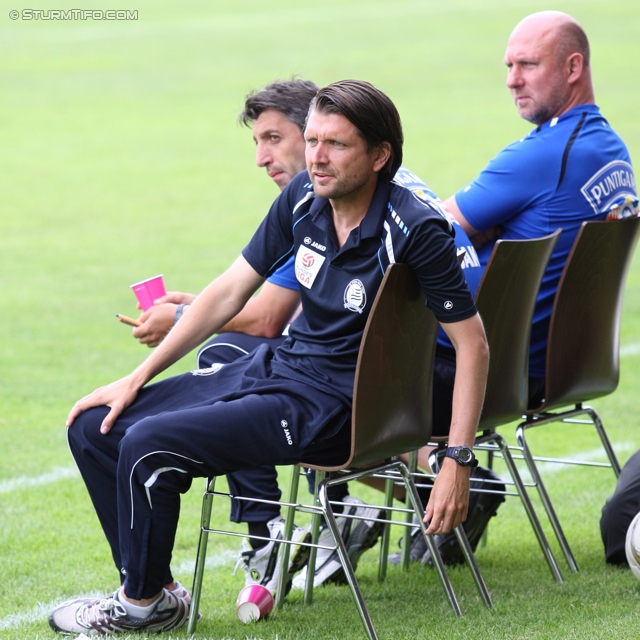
[116,588,161,618]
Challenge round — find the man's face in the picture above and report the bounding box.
[252,109,307,191]
[304,109,385,202]
[504,22,570,125]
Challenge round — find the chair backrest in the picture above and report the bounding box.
[305,263,439,471]
[476,230,560,429]
[535,216,640,411]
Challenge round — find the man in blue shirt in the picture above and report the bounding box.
[444,10,636,396]
[435,11,636,568]
[50,80,489,635]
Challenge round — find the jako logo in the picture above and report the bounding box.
[281,420,293,445]
[444,301,453,310]
[303,236,326,251]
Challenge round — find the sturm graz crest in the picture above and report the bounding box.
[343,279,366,314]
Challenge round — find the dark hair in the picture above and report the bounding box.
[557,21,590,68]
[239,79,319,132]
[310,80,403,182]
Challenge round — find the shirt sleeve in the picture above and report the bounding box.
[242,175,306,278]
[406,218,477,324]
[455,137,550,232]
[266,255,298,291]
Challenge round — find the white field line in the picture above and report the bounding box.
[0,465,79,493]
[172,549,237,576]
[0,0,602,43]
[621,343,640,358]
[511,440,637,483]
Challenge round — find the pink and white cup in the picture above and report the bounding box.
[130,274,166,312]
[236,584,274,623]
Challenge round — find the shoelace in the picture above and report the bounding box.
[234,548,257,576]
[77,595,127,629]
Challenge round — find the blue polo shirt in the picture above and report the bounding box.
[243,171,477,404]
[455,104,636,377]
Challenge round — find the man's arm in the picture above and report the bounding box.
[444,195,501,250]
[132,282,300,347]
[423,312,489,534]
[67,256,264,432]
[217,282,300,337]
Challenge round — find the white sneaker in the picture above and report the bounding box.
[292,496,384,589]
[234,515,311,595]
[48,588,189,635]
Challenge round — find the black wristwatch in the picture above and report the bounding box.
[444,446,478,467]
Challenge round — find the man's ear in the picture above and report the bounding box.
[373,141,392,173]
[566,52,584,84]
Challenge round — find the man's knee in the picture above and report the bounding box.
[67,406,110,452]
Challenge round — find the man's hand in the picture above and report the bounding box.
[423,458,471,534]
[132,291,197,348]
[469,225,501,250]
[66,373,144,433]
[135,291,197,310]
[151,291,197,306]
[133,303,178,347]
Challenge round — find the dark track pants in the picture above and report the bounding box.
[67,345,350,600]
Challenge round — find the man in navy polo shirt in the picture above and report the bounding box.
[51,80,489,636]
[126,80,491,586]
[125,79,412,593]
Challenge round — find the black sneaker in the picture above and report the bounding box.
[422,466,506,566]
[49,588,188,635]
[388,518,428,565]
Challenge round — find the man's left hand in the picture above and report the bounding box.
[423,458,471,534]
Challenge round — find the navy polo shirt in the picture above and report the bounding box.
[242,171,477,404]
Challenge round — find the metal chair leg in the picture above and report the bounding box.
[424,452,492,608]
[274,466,302,608]
[187,477,216,634]
[489,432,564,583]
[377,468,395,582]
[452,525,493,607]
[401,451,418,570]
[318,481,378,640]
[516,422,579,573]
[587,406,621,476]
[304,469,325,605]
[398,463,461,616]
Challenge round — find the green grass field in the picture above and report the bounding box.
[2,1,640,638]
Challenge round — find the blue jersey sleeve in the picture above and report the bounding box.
[266,254,298,291]
[455,135,551,232]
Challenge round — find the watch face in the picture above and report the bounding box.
[458,447,473,463]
